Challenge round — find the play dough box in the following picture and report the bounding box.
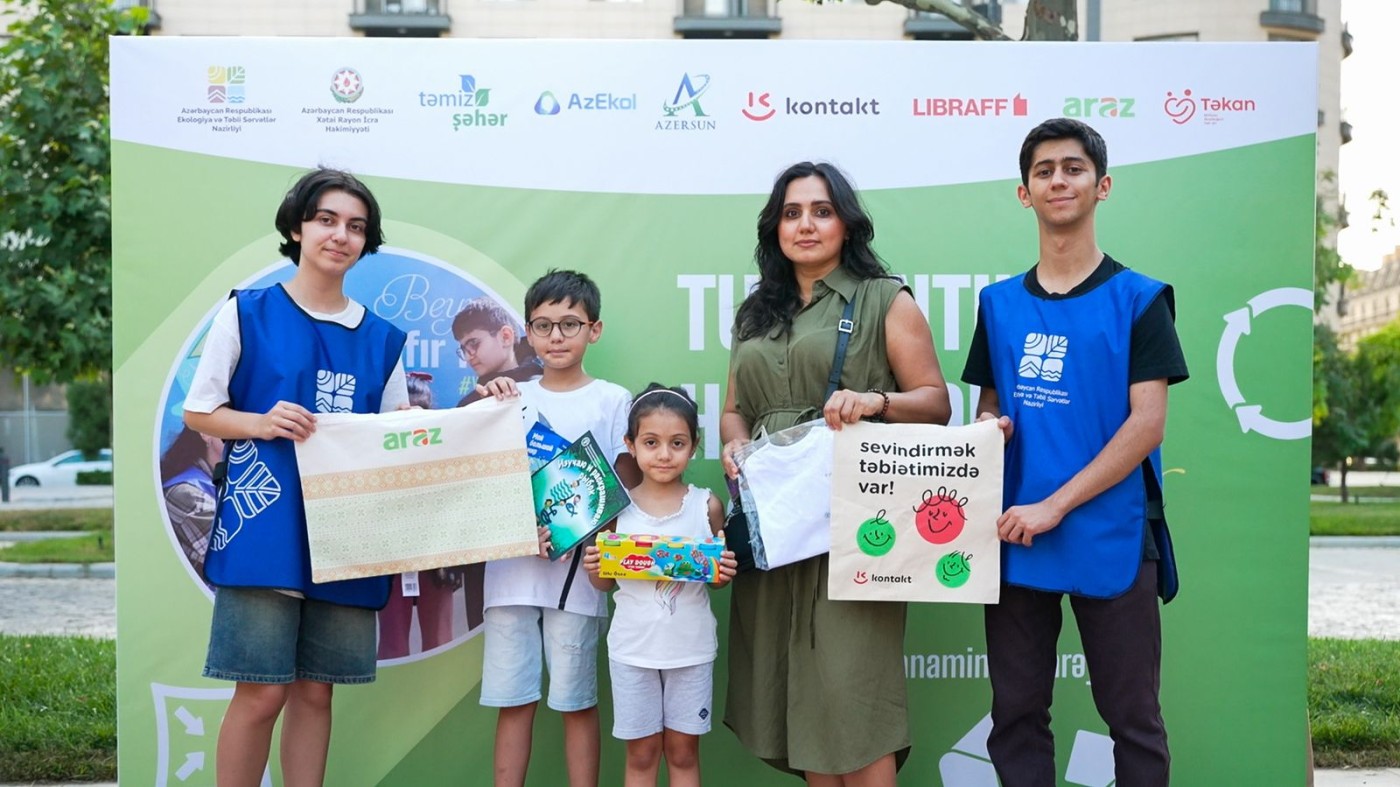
[596,533,725,583]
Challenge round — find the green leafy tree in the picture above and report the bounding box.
[65,376,111,458]
[1313,322,1400,502]
[0,0,146,385]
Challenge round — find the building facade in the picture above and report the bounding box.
[1334,245,1400,349]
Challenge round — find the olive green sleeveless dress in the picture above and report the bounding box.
[723,264,912,776]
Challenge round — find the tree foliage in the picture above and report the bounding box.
[1313,322,1400,501]
[0,0,146,385]
[65,375,111,457]
[856,0,1077,42]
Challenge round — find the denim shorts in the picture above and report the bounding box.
[479,605,600,712]
[203,587,377,685]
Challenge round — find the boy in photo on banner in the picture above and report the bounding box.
[581,384,738,787]
[183,168,410,786]
[475,269,641,787]
[962,118,1190,787]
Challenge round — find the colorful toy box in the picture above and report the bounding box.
[596,533,725,583]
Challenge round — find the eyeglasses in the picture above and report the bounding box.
[528,317,592,338]
[455,336,485,362]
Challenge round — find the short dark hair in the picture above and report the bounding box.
[734,161,889,342]
[524,269,601,322]
[452,297,514,341]
[274,168,385,263]
[626,383,699,443]
[1018,118,1108,187]
[405,372,434,409]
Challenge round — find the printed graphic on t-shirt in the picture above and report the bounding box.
[211,440,281,550]
[654,581,682,614]
[1018,332,1068,382]
[316,370,357,413]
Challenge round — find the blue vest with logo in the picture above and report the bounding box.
[203,285,407,609]
[981,267,1176,599]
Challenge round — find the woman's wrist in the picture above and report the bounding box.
[866,389,890,422]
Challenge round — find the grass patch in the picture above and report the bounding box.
[0,532,114,564]
[1312,485,1400,499]
[1310,638,1400,768]
[1310,501,1400,536]
[0,635,115,782]
[0,508,113,533]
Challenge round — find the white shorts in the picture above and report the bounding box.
[609,659,714,739]
[480,605,601,712]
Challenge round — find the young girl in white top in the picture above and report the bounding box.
[583,384,738,787]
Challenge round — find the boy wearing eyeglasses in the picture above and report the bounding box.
[475,269,641,787]
[450,297,541,407]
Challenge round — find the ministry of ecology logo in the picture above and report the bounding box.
[207,65,246,104]
[330,67,364,103]
[382,427,445,450]
[657,73,716,131]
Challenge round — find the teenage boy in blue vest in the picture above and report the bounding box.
[962,118,1189,787]
[475,269,640,787]
[185,168,409,787]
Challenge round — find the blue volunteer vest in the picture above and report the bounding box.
[203,285,407,609]
[981,267,1177,599]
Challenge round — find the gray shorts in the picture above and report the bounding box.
[203,587,377,685]
[609,659,714,739]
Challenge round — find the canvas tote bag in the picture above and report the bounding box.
[295,397,539,583]
[828,418,1003,603]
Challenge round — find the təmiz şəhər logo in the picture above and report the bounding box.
[912,94,1027,117]
[657,73,716,131]
[534,90,637,115]
[420,74,508,131]
[1163,88,1257,126]
[382,427,445,450]
[743,90,881,122]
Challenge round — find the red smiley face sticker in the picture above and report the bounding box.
[913,487,968,545]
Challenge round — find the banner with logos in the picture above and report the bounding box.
[112,38,1316,786]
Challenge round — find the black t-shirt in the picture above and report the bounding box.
[962,254,1189,389]
[959,254,1189,561]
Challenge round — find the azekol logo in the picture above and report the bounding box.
[656,73,717,131]
[534,90,561,115]
[382,427,445,451]
[1063,96,1134,119]
[537,89,637,115]
[419,74,508,131]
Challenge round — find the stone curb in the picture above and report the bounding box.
[0,561,114,579]
[1310,536,1400,549]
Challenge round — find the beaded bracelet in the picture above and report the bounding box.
[867,389,890,422]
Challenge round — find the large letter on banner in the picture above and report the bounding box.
[829,419,1002,603]
[295,397,539,582]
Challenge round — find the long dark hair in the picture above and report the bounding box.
[733,162,889,341]
[160,427,210,482]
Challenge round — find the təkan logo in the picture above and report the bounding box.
[1163,88,1257,126]
[383,427,445,450]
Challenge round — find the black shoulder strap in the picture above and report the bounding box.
[824,297,857,402]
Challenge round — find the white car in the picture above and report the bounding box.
[8,448,113,488]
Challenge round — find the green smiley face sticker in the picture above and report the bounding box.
[936,551,972,589]
[857,509,896,557]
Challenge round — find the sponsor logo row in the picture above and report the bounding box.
[177,65,1261,136]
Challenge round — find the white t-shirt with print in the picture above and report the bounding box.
[483,378,631,618]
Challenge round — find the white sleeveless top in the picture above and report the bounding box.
[607,485,718,669]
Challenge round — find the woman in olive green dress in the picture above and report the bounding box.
[719,161,951,785]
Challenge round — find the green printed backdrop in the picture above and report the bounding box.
[113,39,1316,786]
